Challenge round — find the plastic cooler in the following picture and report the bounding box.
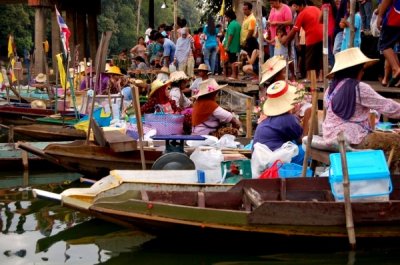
[278,163,313,178]
[329,150,392,201]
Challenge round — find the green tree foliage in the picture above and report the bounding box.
[195,0,234,22]
[0,4,34,58]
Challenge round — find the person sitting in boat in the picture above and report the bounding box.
[189,64,216,95]
[31,73,47,88]
[140,79,178,114]
[253,80,304,165]
[168,71,192,109]
[156,66,170,82]
[192,79,241,137]
[102,66,125,95]
[323,47,400,170]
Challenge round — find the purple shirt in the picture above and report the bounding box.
[253,113,303,151]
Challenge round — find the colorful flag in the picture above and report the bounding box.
[56,53,67,89]
[9,58,16,83]
[8,35,14,58]
[55,6,71,55]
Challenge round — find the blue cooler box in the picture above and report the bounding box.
[329,150,392,201]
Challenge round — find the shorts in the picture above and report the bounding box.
[379,25,400,51]
[305,41,323,71]
[227,52,238,63]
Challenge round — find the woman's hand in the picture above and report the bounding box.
[231,117,242,129]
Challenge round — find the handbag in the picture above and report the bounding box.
[144,105,184,135]
[259,160,283,179]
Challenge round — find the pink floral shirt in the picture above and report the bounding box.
[323,81,400,145]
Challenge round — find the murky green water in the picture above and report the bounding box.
[1,169,400,265]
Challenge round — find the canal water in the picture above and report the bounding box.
[1,169,400,265]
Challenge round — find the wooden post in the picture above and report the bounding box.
[8,125,14,144]
[301,70,317,177]
[256,0,264,83]
[338,131,356,249]
[173,0,178,42]
[131,84,146,170]
[34,7,46,75]
[322,7,329,92]
[246,98,253,138]
[21,150,29,171]
[349,0,356,48]
[137,0,142,37]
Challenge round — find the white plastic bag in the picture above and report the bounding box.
[251,142,299,178]
[215,134,239,148]
[370,11,380,37]
[190,147,224,180]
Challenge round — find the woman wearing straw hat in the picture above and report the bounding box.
[103,65,124,94]
[253,80,304,164]
[189,64,215,93]
[323,47,400,169]
[192,79,241,136]
[140,79,177,114]
[168,71,192,109]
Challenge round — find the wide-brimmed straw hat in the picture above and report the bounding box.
[30,100,46,109]
[35,73,47,83]
[194,64,210,72]
[105,65,123,76]
[168,71,189,83]
[158,66,170,74]
[260,56,289,85]
[149,79,171,96]
[193,78,227,98]
[262,80,297,116]
[328,47,379,78]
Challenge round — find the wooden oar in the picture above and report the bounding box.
[301,70,317,177]
[338,131,356,249]
[131,84,146,170]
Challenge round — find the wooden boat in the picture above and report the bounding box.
[12,124,86,141]
[34,173,400,240]
[17,140,163,177]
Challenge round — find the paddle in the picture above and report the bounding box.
[131,84,146,170]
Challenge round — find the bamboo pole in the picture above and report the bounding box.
[322,7,329,92]
[131,84,146,170]
[137,0,142,37]
[246,98,252,138]
[256,0,264,83]
[301,70,317,177]
[173,0,178,42]
[337,131,356,249]
[349,0,356,48]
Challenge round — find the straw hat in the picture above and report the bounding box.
[105,65,123,76]
[260,56,289,85]
[158,66,170,74]
[262,80,297,116]
[35,73,47,83]
[129,78,148,88]
[328,47,379,77]
[168,71,189,83]
[194,64,210,72]
[149,79,171,96]
[30,100,46,109]
[193,78,227,98]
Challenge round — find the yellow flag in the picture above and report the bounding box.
[8,35,14,58]
[56,53,67,89]
[219,0,225,16]
[0,72,3,85]
[10,58,16,83]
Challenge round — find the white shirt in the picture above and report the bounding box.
[169,87,192,108]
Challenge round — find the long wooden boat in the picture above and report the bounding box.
[35,173,400,240]
[12,124,86,141]
[17,141,163,177]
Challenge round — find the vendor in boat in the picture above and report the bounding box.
[102,66,125,95]
[140,79,178,114]
[189,64,216,94]
[156,66,170,82]
[168,71,192,109]
[192,79,241,136]
[31,73,47,87]
[323,47,400,170]
[253,80,304,165]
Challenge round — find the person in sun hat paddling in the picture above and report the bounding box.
[253,80,305,164]
[191,79,241,137]
[323,47,400,170]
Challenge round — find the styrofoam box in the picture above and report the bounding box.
[329,150,392,201]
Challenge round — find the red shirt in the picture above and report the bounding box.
[294,6,323,46]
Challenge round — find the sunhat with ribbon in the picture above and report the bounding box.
[168,71,190,83]
[105,65,123,76]
[328,47,379,78]
[194,64,210,72]
[35,73,47,83]
[193,78,227,98]
[158,66,170,74]
[262,80,298,116]
[149,79,171,96]
[260,56,290,85]
[30,99,47,109]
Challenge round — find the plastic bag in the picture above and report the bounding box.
[251,142,298,178]
[259,160,282,179]
[190,148,224,180]
[370,11,380,38]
